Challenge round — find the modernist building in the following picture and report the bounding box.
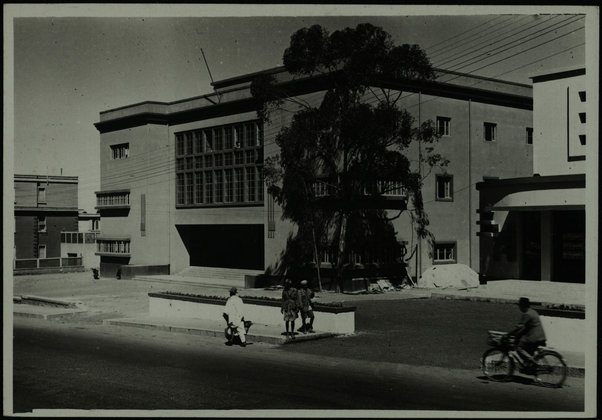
[94,67,534,283]
[477,67,587,283]
[14,174,81,273]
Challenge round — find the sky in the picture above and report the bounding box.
[5,5,592,212]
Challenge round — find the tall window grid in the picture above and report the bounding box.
[175,120,264,207]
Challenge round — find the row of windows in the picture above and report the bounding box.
[312,180,407,198]
[176,167,264,205]
[435,116,533,144]
[176,149,263,171]
[96,192,130,207]
[175,121,262,156]
[97,240,131,254]
[61,232,98,244]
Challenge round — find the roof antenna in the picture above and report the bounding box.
[201,48,221,104]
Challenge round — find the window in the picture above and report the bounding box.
[484,123,497,141]
[435,175,453,201]
[433,242,456,264]
[175,120,264,207]
[436,116,451,136]
[97,239,130,255]
[38,245,46,259]
[38,216,46,232]
[578,112,586,123]
[37,185,46,204]
[111,143,129,159]
[96,191,130,207]
[578,91,586,102]
[526,127,533,145]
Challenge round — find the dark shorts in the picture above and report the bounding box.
[301,309,314,318]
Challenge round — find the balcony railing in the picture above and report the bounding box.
[95,190,130,209]
[96,239,131,256]
[312,180,407,198]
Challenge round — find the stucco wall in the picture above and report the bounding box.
[532,73,586,176]
[99,123,171,267]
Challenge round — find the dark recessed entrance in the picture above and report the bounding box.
[553,210,585,283]
[176,224,264,270]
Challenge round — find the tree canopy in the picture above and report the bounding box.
[252,23,448,291]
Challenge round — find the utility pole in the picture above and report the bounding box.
[417,91,422,280]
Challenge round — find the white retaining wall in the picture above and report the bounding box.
[540,315,584,353]
[149,295,355,334]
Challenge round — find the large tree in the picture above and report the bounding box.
[253,24,448,291]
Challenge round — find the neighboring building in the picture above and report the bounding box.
[477,67,587,283]
[60,210,101,269]
[94,66,534,283]
[14,174,82,273]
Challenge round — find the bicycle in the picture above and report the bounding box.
[481,330,568,388]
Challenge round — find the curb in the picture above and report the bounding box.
[430,292,585,311]
[13,308,87,320]
[16,295,78,308]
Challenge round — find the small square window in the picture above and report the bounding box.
[436,175,453,201]
[37,186,46,204]
[578,112,586,124]
[578,91,586,102]
[579,134,586,145]
[484,123,497,141]
[433,242,456,264]
[111,143,129,159]
[526,127,533,145]
[436,116,451,136]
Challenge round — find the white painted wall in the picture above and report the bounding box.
[149,296,355,334]
[532,72,586,176]
[540,315,584,353]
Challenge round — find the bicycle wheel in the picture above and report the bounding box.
[482,348,514,381]
[534,351,568,388]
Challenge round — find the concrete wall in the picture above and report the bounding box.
[149,294,356,334]
[15,214,77,259]
[533,73,586,176]
[540,316,584,353]
[15,178,78,208]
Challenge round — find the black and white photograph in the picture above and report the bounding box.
[3,3,598,417]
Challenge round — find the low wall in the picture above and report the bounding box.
[148,292,355,334]
[540,315,585,354]
[121,264,170,280]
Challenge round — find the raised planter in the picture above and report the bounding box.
[148,292,356,334]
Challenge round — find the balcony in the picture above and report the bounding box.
[312,180,408,210]
[95,189,131,210]
[95,236,131,257]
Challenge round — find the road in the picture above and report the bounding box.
[12,318,584,413]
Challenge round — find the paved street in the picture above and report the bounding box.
[13,317,584,413]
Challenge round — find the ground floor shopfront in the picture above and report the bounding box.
[477,174,585,284]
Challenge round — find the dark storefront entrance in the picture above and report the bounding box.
[552,210,585,283]
[176,224,264,270]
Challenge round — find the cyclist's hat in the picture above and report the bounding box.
[230,287,238,296]
[518,297,530,307]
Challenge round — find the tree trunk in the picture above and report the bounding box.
[334,211,348,293]
[311,225,323,292]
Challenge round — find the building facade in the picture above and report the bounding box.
[14,174,81,272]
[477,68,587,283]
[94,67,533,282]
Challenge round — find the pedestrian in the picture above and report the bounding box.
[281,279,299,340]
[223,287,247,347]
[298,279,315,333]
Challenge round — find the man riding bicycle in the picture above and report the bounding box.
[507,297,547,358]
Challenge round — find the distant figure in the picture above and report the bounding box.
[508,297,546,355]
[281,279,299,340]
[223,287,247,347]
[298,279,315,333]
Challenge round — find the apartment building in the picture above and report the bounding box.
[94,66,534,283]
[14,174,81,273]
